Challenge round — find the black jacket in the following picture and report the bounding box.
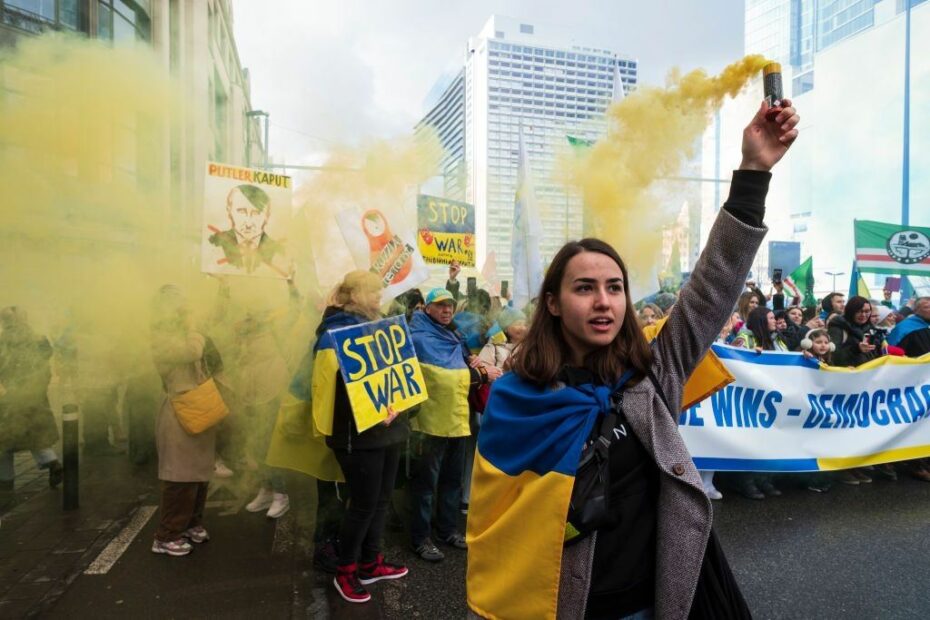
[316,307,410,452]
[828,316,880,367]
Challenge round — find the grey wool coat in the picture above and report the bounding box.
[557,208,767,619]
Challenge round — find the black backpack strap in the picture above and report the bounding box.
[646,365,676,417]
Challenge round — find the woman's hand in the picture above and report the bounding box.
[805,317,825,329]
[858,340,876,354]
[485,365,503,382]
[382,406,400,426]
[740,98,799,172]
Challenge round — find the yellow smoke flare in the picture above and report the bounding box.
[563,54,770,295]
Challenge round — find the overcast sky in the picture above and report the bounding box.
[231,0,744,165]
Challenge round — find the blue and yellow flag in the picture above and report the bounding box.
[408,310,471,437]
[264,310,364,483]
[467,373,620,619]
[467,318,735,618]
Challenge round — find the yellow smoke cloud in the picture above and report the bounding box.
[291,131,443,298]
[562,54,770,295]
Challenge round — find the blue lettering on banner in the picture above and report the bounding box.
[904,387,925,421]
[760,391,781,428]
[886,388,910,424]
[871,390,889,426]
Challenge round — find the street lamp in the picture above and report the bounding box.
[825,271,845,293]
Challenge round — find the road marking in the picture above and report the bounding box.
[83,505,158,575]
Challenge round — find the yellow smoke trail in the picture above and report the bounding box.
[291,131,443,299]
[562,54,770,294]
[0,35,298,470]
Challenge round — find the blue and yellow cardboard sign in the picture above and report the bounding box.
[329,315,429,432]
[417,194,476,267]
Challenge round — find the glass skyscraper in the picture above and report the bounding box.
[418,15,636,277]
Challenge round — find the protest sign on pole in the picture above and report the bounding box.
[335,198,430,304]
[679,344,930,472]
[201,162,294,279]
[855,219,930,277]
[329,315,429,433]
[416,194,476,267]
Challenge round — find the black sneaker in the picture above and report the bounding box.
[313,539,339,574]
[438,532,467,549]
[759,481,782,497]
[412,539,444,562]
[738,483,765,500]
[48,461,63,489]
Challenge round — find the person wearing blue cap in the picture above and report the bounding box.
[407,287,501,562]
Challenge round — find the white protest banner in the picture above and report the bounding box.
[335,197,430,304]
[202,162,294,279]
[679,345,930,472]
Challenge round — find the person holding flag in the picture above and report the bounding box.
[467,99,799,619]
[408,288,500,562]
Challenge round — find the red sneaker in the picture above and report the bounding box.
[333,564,371,604]
[358,553,409,585]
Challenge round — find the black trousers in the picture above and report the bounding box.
[333,444,401,565]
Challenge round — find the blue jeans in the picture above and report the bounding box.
[410,434,466,546]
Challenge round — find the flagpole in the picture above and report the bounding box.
[900,0,913,301]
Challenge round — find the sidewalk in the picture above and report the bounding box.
[1,454,471,619]
[0,452,156,618]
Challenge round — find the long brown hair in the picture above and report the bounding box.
[510,238,653,386]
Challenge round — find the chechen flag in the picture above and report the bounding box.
[855,219,930,277]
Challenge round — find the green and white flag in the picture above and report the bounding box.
[855,220,930,276]
[784,256,816,307]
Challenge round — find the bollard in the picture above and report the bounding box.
[62,403,79,510]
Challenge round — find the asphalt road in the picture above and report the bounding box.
[44,471,930,619]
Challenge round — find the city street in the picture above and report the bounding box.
[4,461,930,618]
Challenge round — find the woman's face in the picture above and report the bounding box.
[787,308,802,324]
[869,312,880,325]
[640,306,657,326]
[854,303,872,326]
[355,286,382,315]
[765,312,777,332]
[505,320,528,344]
[811,335,831,357]
[748,296,760,312]
[546,251,626,364]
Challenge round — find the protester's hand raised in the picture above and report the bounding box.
[740,98,799,172]
[449,260,462,281]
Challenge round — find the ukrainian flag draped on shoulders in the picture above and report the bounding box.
[408,310,471,437]
[264,309,363,483]
[467,316,735,619]
[467,372,621,620]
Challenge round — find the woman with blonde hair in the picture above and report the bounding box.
[312,270,410,604]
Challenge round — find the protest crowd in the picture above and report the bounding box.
[2,95,929,618]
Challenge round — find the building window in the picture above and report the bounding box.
[96,0,150,43]
[2,0,86,33]
[520,23,534,34]
[495,30,505,38]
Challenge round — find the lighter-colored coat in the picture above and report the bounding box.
[153,331,216,482]
[556,209,767,619]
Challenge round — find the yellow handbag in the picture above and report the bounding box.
[171,377,229,435]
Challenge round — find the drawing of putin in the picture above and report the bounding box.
[208,184,285,275]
